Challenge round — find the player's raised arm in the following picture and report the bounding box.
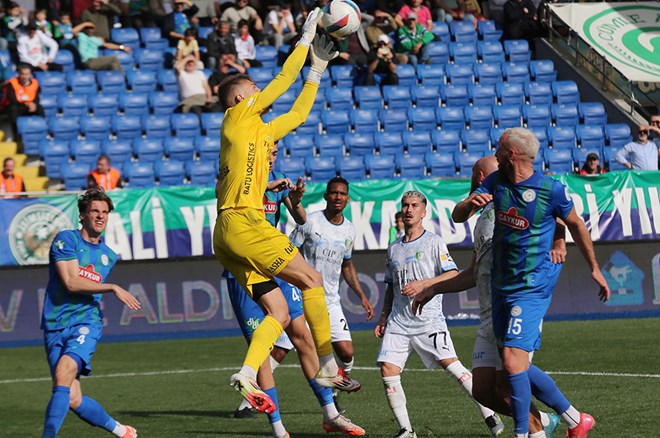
[283,177,307,224]
[452,192,493,223]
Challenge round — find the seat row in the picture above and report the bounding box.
[35,69,179,96]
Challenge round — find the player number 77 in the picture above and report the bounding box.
[428,331,447,350]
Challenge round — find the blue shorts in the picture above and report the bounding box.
[492,265,560,352]
[44,323,102,377]
[226,275,304,341]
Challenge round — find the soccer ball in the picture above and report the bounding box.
[321,0,362,39]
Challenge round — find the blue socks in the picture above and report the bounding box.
[508,371,532,435]
[73,395,117,432]
[264,387,281,424]
[42,386,71,438]
[308,378,334,407]
[527,364,571,413]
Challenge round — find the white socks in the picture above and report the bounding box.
[112,423,127,437]
[270,355,281,372]
[334,357,354,397]
[383,375,412,432]
[540,412,550,427]
[444,361,496,420]
[530,432,547,438]
[239,365,258,380]
[271,420,286,437]
[560,405,581,429]
[322,401,340,420]
[319,354,339,376]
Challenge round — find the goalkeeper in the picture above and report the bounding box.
[214,9,360,414]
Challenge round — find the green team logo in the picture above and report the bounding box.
[583,5,660,77]
[8,203,74,265]
[415,251,424,260]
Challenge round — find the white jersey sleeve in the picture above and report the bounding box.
[473,203,495,340]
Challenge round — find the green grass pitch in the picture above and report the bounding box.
[2,318,658,437]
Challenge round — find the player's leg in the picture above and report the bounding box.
[378,332,415,438]
[43,353,78,438]
[70,379,136,438]
[329,304,355,409]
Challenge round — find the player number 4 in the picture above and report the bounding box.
[508,318,523,335]
[76,334,86,345]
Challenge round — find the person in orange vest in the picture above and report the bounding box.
[0,157,26,198]
[5,64,45,137]
[87,155,123,191]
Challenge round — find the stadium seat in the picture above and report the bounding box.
[53,49,75,72]
[427,42,449,64]
[477,20,503,41]
[119,92,149,116]
[136,49,164,70]
[70,139,101,166]
[449,20,477,42]
[375,132,404,156]
[431,21,450,41]
[425,152,456,177]
[410,85,440,108]
[477,40,504,63]
[440,83,469,107]
[111,49,135,71]
[432,129,461,152]
[524,81,553,105]
[468,83,497,106]
[579,102,607,125]
[502,62,530,83]
[112,28,140,52]
[529,126,549,149]
[155,159,186,186]
[58,94,89,117]
[415,64,445,86]
[573,147,603,170]
[125,162,156,188]
[576,125,605,149]
[101,138,133,165]
[303,66,331,89]
[326,87,354,111]
[40,94,58,117]
[461,129,490,153]
[89,93,119,117]
[255,45,277,68]
[353,86,382,109]
[604,123,632,147]
[490,127,506,146]
[149,91,180,115]
[504,40,531,62]
[344,132,374,157]
[395,64,416,87]
[187,160,217,186]
[111,114,142,139]
[449,41,477,64]
[199,113,224,136]
[195,135,220,161]
[437,106,465,131]
[42,139,70,178]
[171,113,201,138]
[366,154,396,179]
[315,133,344,157]
[446,63,473,85]
[61,161,90,190]
[456,151,485,176]
[474,62,502,85]
[548,126,576,149]
[350,109,379,133]
[496,82,525,106]
[286,134,315,158]
[552,80,580,104]
[127,70,157,93]
[96,70,126,95]
[407,107,437,131]
[604,146,627,171]
[544,148,574,174]
[164,137,195,161]
[397,153,426,179]
[80,115,111,140]
[551,103,579,127]
[465,106,494,130]
[321,110,351,134]
[144,114,171,139]
[383,85,412,109]
[197,26,214,39]
[49,116,81,141]
[270,89,297,113]
[533,149,545,172]
[306,155,336,181]
[17,116,49,155]
[529,60,557,83]
[157,69,178,93]
[523,104,551,128]
[402,131,432,155]
[35,71,67,95]
[140,27,169,50]
[248,67,275,89]
[337,156,366,181]
[378,108,408,132]
[133,138,164,162]
[330,65,355,88]
[296,110,321,135]
[493,105,522,128]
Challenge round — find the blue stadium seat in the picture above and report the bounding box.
[127,70,157,93]
[112,49,135,71]
[396,64,417,87]
[164,137,195,161]
[125,162,156,188]
[529,60,557,83]
[330,65,355,88]
[449,41,477,64]
[523,104,551,128]
[61,161,90,190]
[308,88,326,112]
[402,131,432,155]
[465,106,493,130]
[427,42,449,64]
[187,160,217,186]
[397,153,426,179]
[58,94,89,117]
[478,20,503,41]
[35,71,67,95]
[321,110,351,134]
[432,129,461,152]
[493,105,522,128]
[456,151,485,176]
[474,62,502,85]
[133,138,164,162]
[303,66,331,89]
[200,112,224,136]
[468,83,497,106]
[375,132,404,156]
[383,85,412,109]
[461,129,490,153]
[350,109,379,133]
[296,110,321,135]
[286,134,315,158]
[573,147,603,170]
[579,102,607,125]
[143,114,171,138]
[524,81,553,105]
[496,82,525,106]
[306,155,336,181]
[155,159,186,186]
[529,126,549,149]
[440,83,469,107]
[353,86,382,110]
[101,138,133,165]
[344,132,374,157]
[437,106,465,130]
[276,157,306,177]
[197,26,214,39]
[446,63,473,85]
[137,49,164,70]
[552,80,580,104]
[140,27,169,50]
[80,115,111,140]
[477,40,504,63]
[17,116,49,155]
[576,125,605,149]
[502,62,530,83]
[410,85,440,107]
[407,107,437,131]
[96,70,126,95]
[53,49,75,72]
[119,92,149,116]
[533,149,545,172]
[111,114,142,139]
[431,21,450,41]
[415,64,444,86]
[149,91,180,115]
[544,148,574,174]
[40,94,58,117]
[89,93,119,116]
[604,123,632,147]
[490,127,506,146]
[378,108,408,132]
[425,152,456,177]
[42,139,70,178]
[315,133,344,157]
[548,126,576,149]
[171,113,201,138]
[551,103,579,127]
[604,146,627,171]
[337,156,365,181]
[0,49,14,81]
[70,139,101,166]
[194,135,220,161]
[449,20,477,42]
[271,88,297,113]
[366,154,396,179]
[504,39,531,62]
[255,45,277,68]
[326,87,354,111]
[157,69,178,93]
[49,116,81,141]
[248,67,275,89]
[112,28,140,52]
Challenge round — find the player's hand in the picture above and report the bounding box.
[297,7,322,47]
[549,247,566,264]
[401,280,428,298]
[592,268,610,302]
[374,313,387,338]
[267,177,293,192]
[361,296,374,321]
[113,286,141,310]
[288,177,306,205]
[411,289,435,315]
[470,192,493,209]
[307,33,338,83]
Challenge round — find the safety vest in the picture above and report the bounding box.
[88,168,121,191]
[6,77,39,105]
[0,173,24,198]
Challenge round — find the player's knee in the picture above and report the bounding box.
[380,362,399,377]
[335,347,354,363]
[271,346,289,363]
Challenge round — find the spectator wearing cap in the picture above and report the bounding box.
[616,125,659,171]
[366,34,403,86]
[17,22,62,71]
[80,0,123,41]
[0,158,26,198]
[578,152,606,176]
[76,21,131,71]
[175,54,215,115]
[4,64,45,137]
[396,0,433,31]
[87,155,123,190]
[396,11,434,66]
[162,0,200,47]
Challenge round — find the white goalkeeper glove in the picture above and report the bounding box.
[297,8,323,48]
[306,33,339,84]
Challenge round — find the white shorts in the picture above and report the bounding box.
[471,321,538,370]
[329,303,352,343]
[377,329,458,371]
[274,330,294,351]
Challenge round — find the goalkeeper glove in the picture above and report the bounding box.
[297,8,323,48]
[306,33,339,84]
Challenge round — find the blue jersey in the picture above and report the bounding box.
[41,230,118,331]
[263,170,289,227]
[475,171,573,296]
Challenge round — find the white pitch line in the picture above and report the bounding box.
[1,364,659,385]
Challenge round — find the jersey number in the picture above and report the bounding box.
[340,318,348,331]
[76,334,86,345]
[291,289,301,302]
[508,318,523,335]
[428,331,447,350]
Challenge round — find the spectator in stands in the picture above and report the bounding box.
[162,0,199,47]
[648,114,660,141]
[176,27,204,68]
[503,0,538,42]
[264,1,297,49]
[4,65,45,137]
[365,8,399,48]
[366,34,401,86]
[396,12,433,66]
[115,0,158,30]
[0,157,25,198]
[34,9,53,37]
[388,211,404,243]
[396,0,433,31]
[616,125,659,171]
[17,22,63,71]
[206,20,238,70]
[81,0,123,41]
[192,0,218,26]
[1,2,27,51]
[175,54,215,115]
[76,22,130,71]
[332,27,369,66]
[220,0,263,41]
[208,54,246,96]
[234,19,262,68]
[53,12,75,45]
[87,155,123,190]
[432,0,474,25]
[578,152,606,176]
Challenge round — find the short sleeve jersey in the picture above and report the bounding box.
[475,171,573,296]
[290,210,354,307]
[384,231,458,334]
[473,202,495,337]
[41,230,118,331]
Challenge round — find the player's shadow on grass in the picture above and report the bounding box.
[118,409,239,418]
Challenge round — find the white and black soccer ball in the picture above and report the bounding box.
[321,0,362,39]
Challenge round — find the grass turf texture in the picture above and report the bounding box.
[2,318,658,437]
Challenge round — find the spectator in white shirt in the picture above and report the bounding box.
[175,54,216,115]
[616,125,659,171]
[17,22,62,72]
[234,19,262,68]
[264,2,298,49]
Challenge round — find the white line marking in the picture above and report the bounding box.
[2,365,658,385]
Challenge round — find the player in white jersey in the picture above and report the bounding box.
[408,157,562,438]
[290,176,374,407]
[375,190,504,438]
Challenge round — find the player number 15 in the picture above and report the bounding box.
[507,318,522,336]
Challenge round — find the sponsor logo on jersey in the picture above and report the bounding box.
[415,251,424,260]
[243,142,256,195]
[497,207,529,230]
[79,264,102,283]
[511,305,522,317]
[522,189,536,202]
[263,199,277,213]
[247,97,255,107]
[54,240,64,250]
[267,257,286,273]
[8,203,75,265]
[246,317,261,330]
